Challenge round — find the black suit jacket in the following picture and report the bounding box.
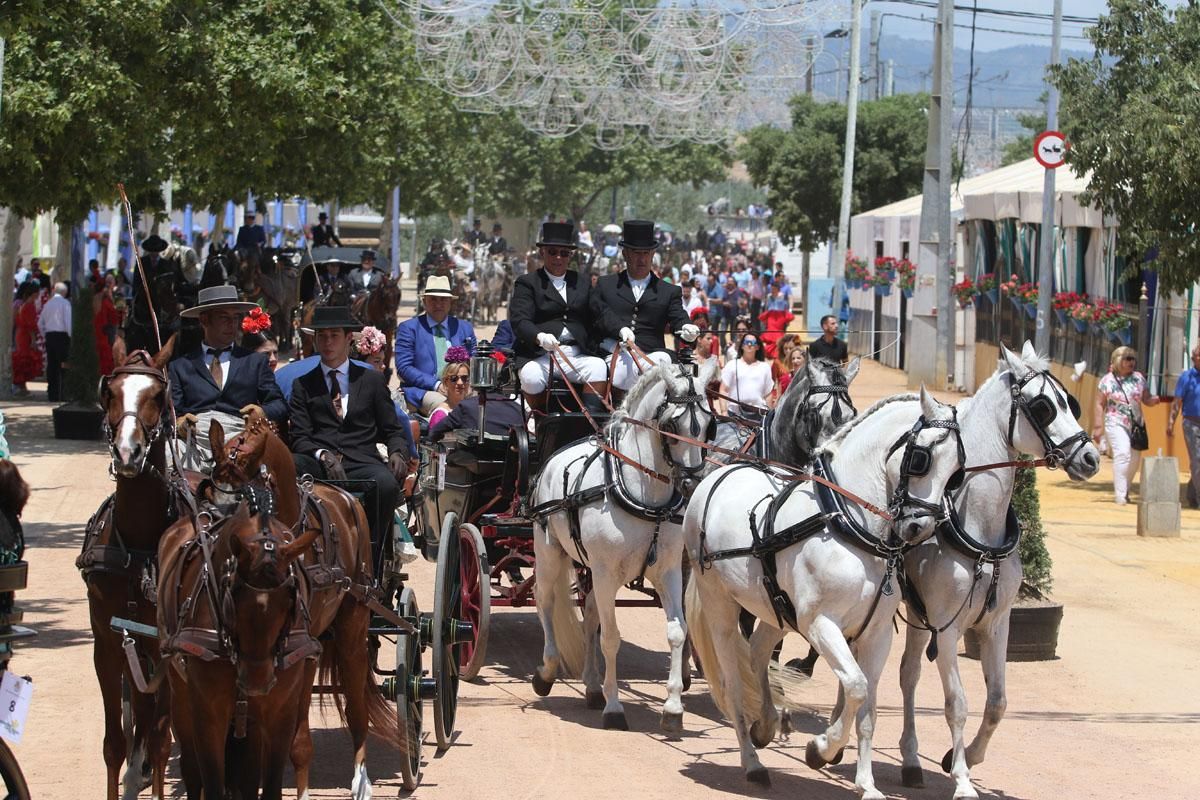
[508,269,595,363]
[289,362,407,465]
[311,223,342,247]
[169,346,287,421]
[591,272,690,353]
[488,236,508,256]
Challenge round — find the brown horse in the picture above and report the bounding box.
[207,416,405,797]
[354,276,402,371]
[78,339,180,800]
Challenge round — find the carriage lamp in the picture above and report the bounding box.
[470,340,499,391]
[678,344,698,377]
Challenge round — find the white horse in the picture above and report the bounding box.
[898,342,1100,798]
[684,388,965,795]
[529,358,718,731]
[475,253,506,323]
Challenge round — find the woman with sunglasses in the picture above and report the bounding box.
[719,333,773,420]
[429,348,473,429]
[1094,345,1159,504]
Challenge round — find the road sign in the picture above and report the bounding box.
[1034,130,1068,169]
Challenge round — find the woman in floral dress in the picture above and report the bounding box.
[1093,346,1160,504]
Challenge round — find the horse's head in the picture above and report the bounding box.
[1000,341,1100,480]
[209,416,272,492]
[100,337,176,477]
[776,356,861,464]
[881,388,966,546]
[224,490,312,696]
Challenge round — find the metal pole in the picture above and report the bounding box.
[806,35,815,97]
[936,0,955,388]
[868,11,881,101]
[833,0,864,289]
[885,59,895,97]
[391,185,401,278]
[1035,0,1063,356]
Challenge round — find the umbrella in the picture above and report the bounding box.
[602,223,621,234]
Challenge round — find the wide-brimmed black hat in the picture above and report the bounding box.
[180,285,259,318]
[141,234,169,253]
[536,221,577,249]
[619,219,659,251]
[301,306,363,333]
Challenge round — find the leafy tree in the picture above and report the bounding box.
[740,93,928,253]
[1050,0,1200,292]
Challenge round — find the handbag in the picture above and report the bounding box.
[1118,380,1150,451]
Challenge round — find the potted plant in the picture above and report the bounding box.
[978,272,999,304]
[1068,301,1094,334]
[845,252,870,289]
[51,287,105,440]
[870,269,893,297]
[1104,312,1134,346]
[965,464,1063,661]
[896,258,916,299]
[953,277,979,309]
[1018,283,1039,319]
[1000,274,1023,313]
[874,256,897,281]
[1053,291,1087,326]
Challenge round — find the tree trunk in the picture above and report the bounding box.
[0,210,22,399]
[377,192,393,263]
[53,218,72,284]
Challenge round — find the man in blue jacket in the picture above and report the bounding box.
[394,275,476,415]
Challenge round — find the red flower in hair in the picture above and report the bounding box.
[241,307,272,334]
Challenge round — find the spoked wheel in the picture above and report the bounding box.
[395,588,425,792]
[432,512,472,751]
[457,522,490,681]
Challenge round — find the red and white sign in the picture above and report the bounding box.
[1034,130,1068,169]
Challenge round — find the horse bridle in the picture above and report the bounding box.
[800,382,857,449]
[884,411,966,525]
[654,367,717,482]
[1007,369,1088,469]
[101,356,172,473]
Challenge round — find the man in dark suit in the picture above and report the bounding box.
[234,210,266,252]
[117,234,190,356]
[394,276,476,415]
[290,306,409,564]
[348,250,384,294]
[465,218,486,248]
[487,222,508,256]
[311,211,342,247]
[509,221,607,409]
[591,219,700,391]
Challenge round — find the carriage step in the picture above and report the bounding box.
[110,616,159,639]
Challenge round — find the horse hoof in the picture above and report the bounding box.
[830,747,845,765]
[749,720,774,748]
[804,740,828,770]
[941,749,954,773]
[746,767,771,786]
[901,765,926,788]
[602,711,629,731]
[660,711,684,734]
[531,672,554,697]
[785,656,816,679]
[585,689,605,710]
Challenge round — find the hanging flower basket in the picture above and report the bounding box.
[1009,297,1025,314]
[1091,323,1106,339]
[1072,318,1089,334]
[902,287,913,299]
[1024,303,1038,320]
[985,288,999,304]
[875,283,892,297]
[1054,308,1069,327]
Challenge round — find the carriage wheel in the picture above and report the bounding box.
[395,588,424,791]
[457,522,491,681]
[432,512,470,750]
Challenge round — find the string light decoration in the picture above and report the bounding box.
[386,0,839,148]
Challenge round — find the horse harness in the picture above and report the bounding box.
[698,413,965,640]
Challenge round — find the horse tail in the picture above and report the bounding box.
[549,566,587,678]
[685,570,762,722]
[316,639,404,748]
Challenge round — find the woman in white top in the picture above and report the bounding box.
[719,332,774,419]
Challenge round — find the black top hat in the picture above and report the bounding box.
[360,249,376,261]
[318,211,328,220]
[536,221,577,249]
[619,219,659,251]
[492,222,503,232]
[301,306,363,333]
[141,234,169,253]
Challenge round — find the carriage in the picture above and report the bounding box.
[295,246,401,362]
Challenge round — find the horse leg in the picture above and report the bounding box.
[964,614,1010,771]
[262,676,306,800]
[291,661,319,800]
[850,624,894,800]
[168,667,203,800]
[93,628,127,800]
[334,603,375,798]
[129,676,171,800]
[747,622,784,747]
[650,562,687,733]
[934,622,979,799]
[899,621,932,788]
[531,529,569,694]
[591,568,628,730]
[188,671,235,800]
[580,592,604,709]
[804,616,866,771]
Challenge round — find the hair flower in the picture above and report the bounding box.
[241,307,272,334]
[444,345,471,364]
[355,326,387,356]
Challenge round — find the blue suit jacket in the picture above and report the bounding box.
[395,314,475,407]
[168,346,287,421]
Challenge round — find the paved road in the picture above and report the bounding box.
[4,296,1198,798]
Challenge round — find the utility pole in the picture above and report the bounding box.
[1035,0,1063,356]
[910,0,955,389]
[803,33,816,319]
[805,35,815,98]
[833,0,864,294]
[868,10,881,101]
[885,59,895,97]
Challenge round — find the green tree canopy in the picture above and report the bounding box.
[1051,0,1200,293]
[739,93,929,253]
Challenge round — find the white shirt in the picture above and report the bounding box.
[324,359,350,418]
[38,294,71,335]
[545,269,572,341]
[360,269,374,287]
[721,359,773,417]
[682,293,704,317]
[204,343,233,389]
[453,254,474,275]
[629,274,651,302]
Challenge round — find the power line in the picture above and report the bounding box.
[881,0,1099,25]
[881,12,1093,40]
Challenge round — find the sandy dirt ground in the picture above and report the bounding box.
[5,292,1199,799]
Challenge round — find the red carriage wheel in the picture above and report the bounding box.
[457,522,490,681]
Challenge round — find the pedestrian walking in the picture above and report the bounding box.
[38,283,72,402]
[1167,343,1200,507]
[1093,346,1159,505]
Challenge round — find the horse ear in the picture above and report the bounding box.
[208,419,226,461]
[999,343,1023,376]
[919,384,939,419]
[844,356,861,384]
[153,334,177,371]
[1020,339,1039,364]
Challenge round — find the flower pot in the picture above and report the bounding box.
[1107,326,1133,346]
[1072,318,1089,334]
[963,601,1064,662]
[1023,302,1038,320]
[902,287,913,299]
[1054,308,1068,326]
[1092,323,1106,338]
[1008,296,1024,314]
[875,284,892,297]
[985,288,998,305]
[847,279,861,290]
[52,402,105,441]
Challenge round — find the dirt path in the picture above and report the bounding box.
[5,328,1198,798]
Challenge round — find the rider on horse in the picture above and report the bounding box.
[116,233,193,357]
[311,211,342,247]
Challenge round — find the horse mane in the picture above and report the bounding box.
[817,393,919,455]
[959,346,1050,417]
[607,362,675,429]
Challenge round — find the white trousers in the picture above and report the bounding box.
[519,344,608,394]
[1105,419,1141,503]
[611,348,672,391]
[173,410,245,473]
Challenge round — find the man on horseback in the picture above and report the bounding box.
[115,233,191,357]
[311,211,342,247]
[394,276,476,416]
[509,221,608,412]
[289,306,409,564]
[487,222,507,256]
[349,250,384,295]
[591,220,700,391]
[234,209,266,254]
[170,285,287,433]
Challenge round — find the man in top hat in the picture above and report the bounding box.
[116,233,190,357]
[234,209,266,253]
[509,221,608,410]
[311,211,342,248]
[289,306,409,565]
[487,222,508,256]
[591,220,699,391]
[465,218,486,248]
[169,286,287,466]
[348,250,384,294]
[394,275,476,415]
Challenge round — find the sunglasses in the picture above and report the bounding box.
[1122,356,1137,362]
[544,248,574,258]
[742,339,758,346]
[447,375,470,384]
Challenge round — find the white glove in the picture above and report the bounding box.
[537,332,560,351]
[678,324,700,343]
[619,327,636,344]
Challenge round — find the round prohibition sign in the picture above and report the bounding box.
[1034,130,1068,169]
